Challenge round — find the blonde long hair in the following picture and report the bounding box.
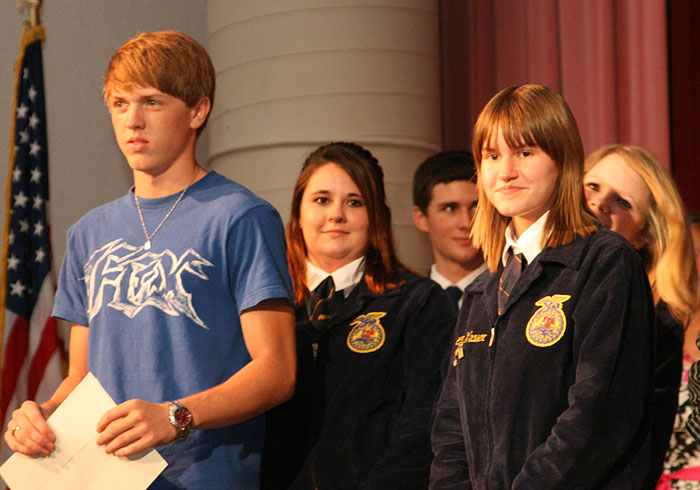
[471,84,597,271]
[585,144,699,324]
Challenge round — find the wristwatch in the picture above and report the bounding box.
[166,400,193,442]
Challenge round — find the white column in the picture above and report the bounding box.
[205,1,441,271]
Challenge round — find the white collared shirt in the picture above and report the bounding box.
[306,257,365,298]
[430,262,488,309]
[430,262,488,291]
[501,211,550,267]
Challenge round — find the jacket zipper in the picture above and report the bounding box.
[484,318,497,486]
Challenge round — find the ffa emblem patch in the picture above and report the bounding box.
[525,295,571,347]
[347,312,386,353]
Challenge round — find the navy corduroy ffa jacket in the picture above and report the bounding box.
[263,270,455,490]
[430,228,655,490]
[644,304,683,488]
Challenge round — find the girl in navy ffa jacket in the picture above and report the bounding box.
[430,85,656,489]
[262,142,454,489]
[584,145,699,488]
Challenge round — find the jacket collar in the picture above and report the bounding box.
[297,272,406,329]
[502,211,550,266]
[306,257,365,298]
[468,230,600,323]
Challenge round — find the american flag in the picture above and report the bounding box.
[0,24,64,466]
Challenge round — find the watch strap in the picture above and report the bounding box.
[167,400,193,442]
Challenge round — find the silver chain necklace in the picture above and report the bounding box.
[134,170,199,250]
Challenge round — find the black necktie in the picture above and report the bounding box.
[498,252,526,315]
[445,286,463,310]
[308,276,344,330]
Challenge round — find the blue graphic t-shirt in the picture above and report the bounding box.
[53,171,294,489]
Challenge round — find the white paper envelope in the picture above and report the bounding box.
[0,372,168,490]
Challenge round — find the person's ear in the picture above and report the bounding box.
[413,205,429,233]
[190,97,211,130]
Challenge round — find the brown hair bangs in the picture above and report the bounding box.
[471,85,597,271]
[103,30,215,134]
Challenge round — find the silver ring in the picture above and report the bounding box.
[11,426,20,436]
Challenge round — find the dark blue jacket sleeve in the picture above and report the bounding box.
[644,305,683,488]
[429,346,472,490]
[362,282,455,489]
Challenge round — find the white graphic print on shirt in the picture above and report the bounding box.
[82,238,213,328]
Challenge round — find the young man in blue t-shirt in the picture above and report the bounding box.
[4,30,296,488]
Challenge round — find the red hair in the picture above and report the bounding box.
[103,30,215,136]
[287,143,404,304]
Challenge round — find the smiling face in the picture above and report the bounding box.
[108,85,208,179]
[583,153,650,249]
[480,126,560,236]
[413,180,483,279]
[299,163,370,272]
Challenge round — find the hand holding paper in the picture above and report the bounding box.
[96,398,175,457]
[0,372,167,490]
[4,400,55,457]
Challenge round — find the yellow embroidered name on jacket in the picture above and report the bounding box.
[464,331,488,343]
[453,331,488,365]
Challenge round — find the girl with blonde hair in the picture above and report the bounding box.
[584,145,699,488]
[584,144,697,324]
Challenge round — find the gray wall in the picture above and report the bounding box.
[0,1,207,274]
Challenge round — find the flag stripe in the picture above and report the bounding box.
[0,23,64,471]
[0,317,28,426]
[28,317,59,399]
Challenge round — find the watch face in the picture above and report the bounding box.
[173,407,192,427]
